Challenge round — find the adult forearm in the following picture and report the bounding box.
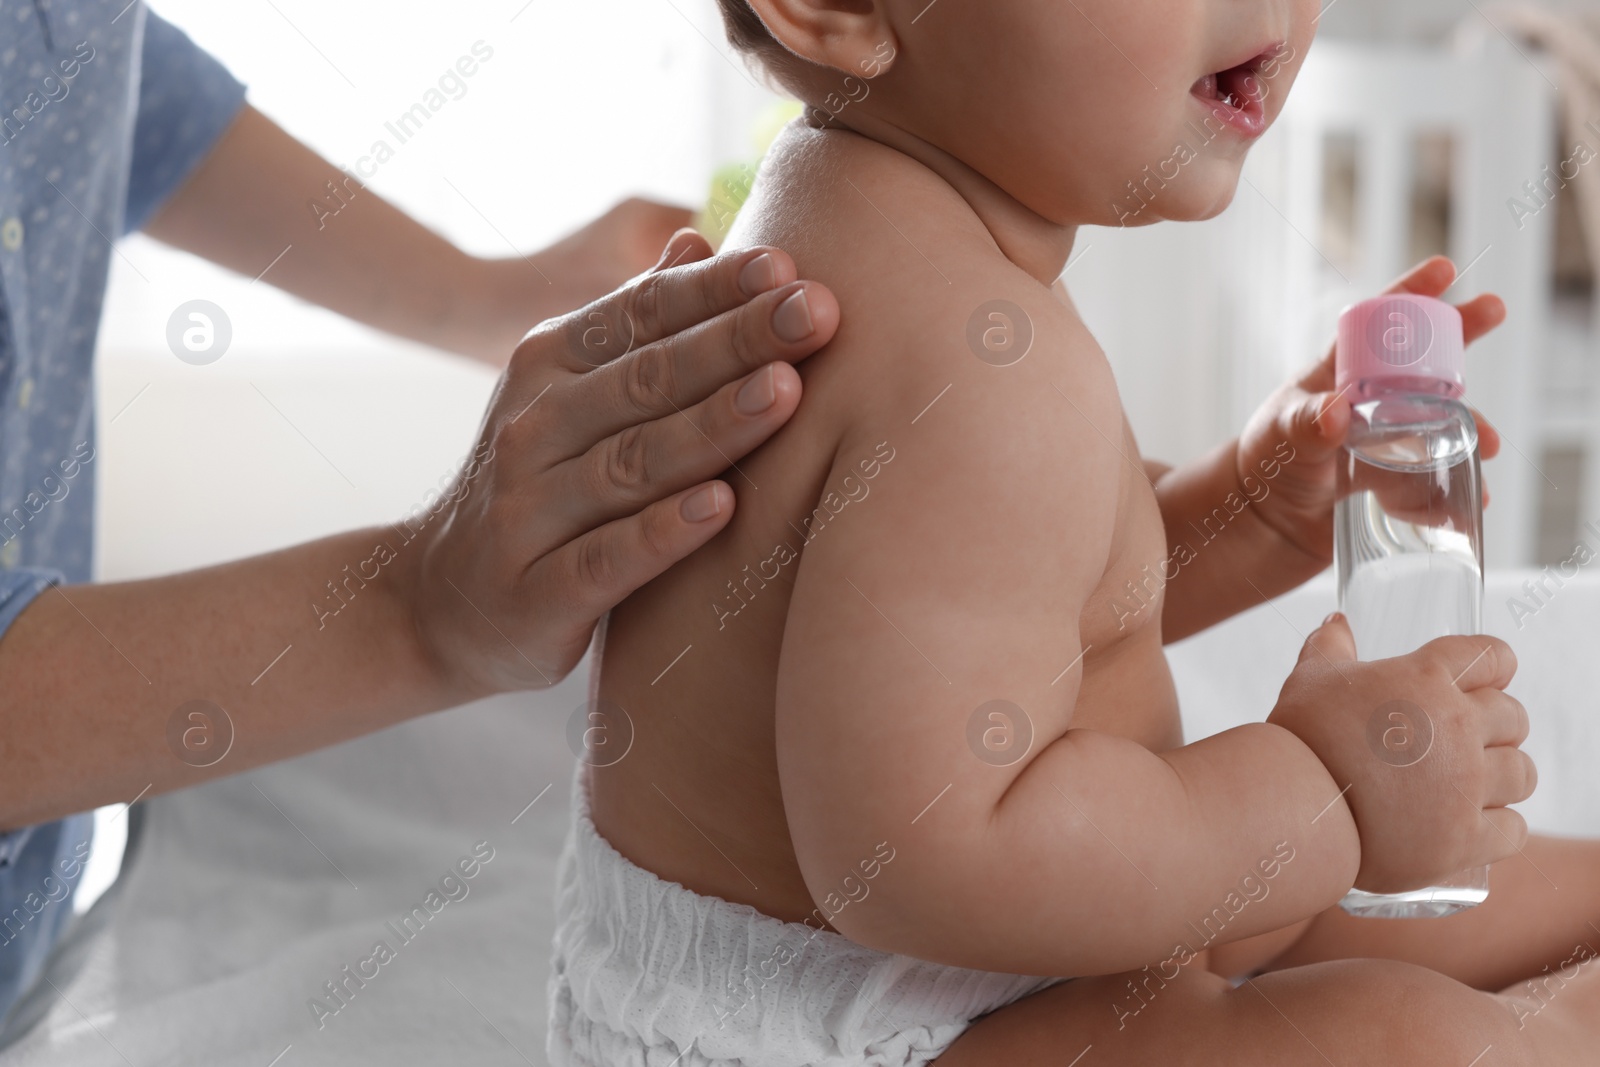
[1152,437,1327,642]
[142,105,527,361]
[0,527,472,828]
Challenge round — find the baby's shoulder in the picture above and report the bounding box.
[733,126,1102,443]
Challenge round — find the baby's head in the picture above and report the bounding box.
[715,0,1319,228]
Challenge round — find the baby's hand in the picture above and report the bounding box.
[1235,256,1505,563]
[1268,614,1536,895]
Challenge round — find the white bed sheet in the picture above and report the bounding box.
[2,669,589,1066]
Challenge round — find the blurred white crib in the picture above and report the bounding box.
[1268,35,1560,567]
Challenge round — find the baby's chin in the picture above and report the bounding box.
[1109,164,1248,228]
[1191,159,1254,216]
[1182,181,1244,223]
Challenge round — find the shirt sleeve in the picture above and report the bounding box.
[121,11,249,235]
[0,567,64,867]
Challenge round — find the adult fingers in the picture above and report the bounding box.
[538,362,802,545]
[524,480,738,637]
[652,227,715,274]
[1479,746,1538,808]
[554,278,838,456]
[533,243,804,374]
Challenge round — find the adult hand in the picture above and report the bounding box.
[461,197,701,363]
[412,228,839,695]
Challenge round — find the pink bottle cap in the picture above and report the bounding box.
[1336,294,1465,398]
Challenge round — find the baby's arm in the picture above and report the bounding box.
[773,299,1360,977]
[774,285,1528,979]
[1142,440,1325,642]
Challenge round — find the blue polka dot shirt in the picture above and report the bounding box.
[0,0,245,1026]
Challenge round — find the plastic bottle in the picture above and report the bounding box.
[1332,293,1488,919]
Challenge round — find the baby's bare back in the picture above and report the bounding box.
[591,122,1181,930]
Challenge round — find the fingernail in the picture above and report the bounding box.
[735,364,777,415]
[1323,612,1343,626]
[772,288,814,342]
[681,484,724,523]
[738,252,777,297]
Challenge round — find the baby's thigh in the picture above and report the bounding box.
[1266,835,1600,991]
[935,957,1527,1067]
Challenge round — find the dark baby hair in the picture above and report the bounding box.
[713,1,808,89]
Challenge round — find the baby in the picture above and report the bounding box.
[547,1,1600,1064]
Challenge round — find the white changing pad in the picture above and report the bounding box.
[5,570,1598,1065]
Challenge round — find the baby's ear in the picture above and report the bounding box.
[745,0,899,78]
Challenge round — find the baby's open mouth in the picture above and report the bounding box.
[1190,49,1277,137]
